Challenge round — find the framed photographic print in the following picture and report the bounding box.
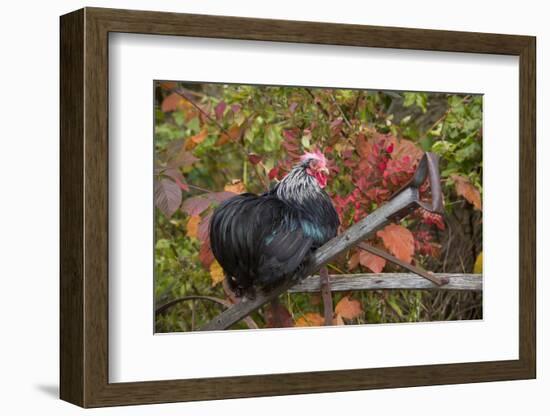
[60,7,536,408]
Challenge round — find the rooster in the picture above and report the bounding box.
[209,150,339,297]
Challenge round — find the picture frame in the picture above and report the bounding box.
[60,7,536,408]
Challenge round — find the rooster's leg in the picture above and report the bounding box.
[319,266,333,325]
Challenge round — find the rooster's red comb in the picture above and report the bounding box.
[300,150,327,165]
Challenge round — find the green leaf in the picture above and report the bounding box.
[419,137,433,151]
[301,132,311,149]
[187,117,200,133]
[173,111,185,127]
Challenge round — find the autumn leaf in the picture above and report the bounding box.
[161,93,185,112]
[387,136,424,163]
[348,252,359,270]
[295,313,325,327]
[268,167,279,180]
[377,224,415,264]
[474,252,483,274]
[265,303,294,328]
[451,174,482,210]
[154,178,182,218]
[335,296,363,320]
[199,241,215,268]
[355,133,373,158]
[181,192,236,216]
[209,260,225,286]
[167,148,199,170]
[198,213,212,242]
[333,314,345,325]
[163,168,189,191]
[248,153,262,165]
[186,215,200,238]
[217,125,241,145]
[215,101,227,120]
[181,197,211,217]
[359,250,386,273]
[159,81,177,91]
[224,180,246,194]
[184,128,208,150]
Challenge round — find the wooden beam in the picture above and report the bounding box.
[289,273,482,292]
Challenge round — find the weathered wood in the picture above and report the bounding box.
[199,187,419,331]
[289,273,482,292]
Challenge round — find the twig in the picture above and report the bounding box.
[319,266,333,325]
[305,88,331,119]
[357,242,449,286]
[329,93,353,129]
[187,183,214,193]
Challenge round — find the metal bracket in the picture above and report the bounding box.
[388,152,444,221]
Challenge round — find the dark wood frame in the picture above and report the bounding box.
[60,7,536,408]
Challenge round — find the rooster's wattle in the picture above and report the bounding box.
[209,151,339,297]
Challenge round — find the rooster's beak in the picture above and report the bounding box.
[320,167,329,175]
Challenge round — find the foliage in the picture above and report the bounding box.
[154,82,483,332]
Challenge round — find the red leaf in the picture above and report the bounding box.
[167,149,199,169]
[199,240,215,268]
[268,167,279,180]
[181,197,211,216]
[248,153,262,165]
[421,209,445,230]
[163,168,189,191]
[210,191,237,202]
[154,178,182,218]
[282,129,297,141]
[377,224,415,264]
[161,93,184,112]
[359,250,386,273]
[198,212,212,242]
[158,81,177,90]
[181,192,236,216]
[215,101,226,120]
[356,133,373,159]
[282,140,300,152]
[387,136,423,164]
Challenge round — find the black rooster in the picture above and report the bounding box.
[209,151,339,297]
